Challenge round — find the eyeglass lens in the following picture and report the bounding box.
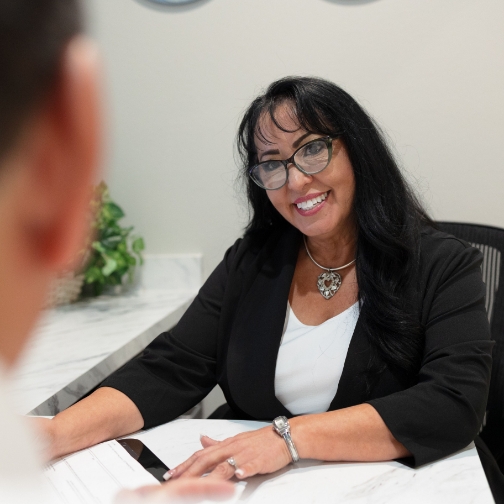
[251,138,331,190]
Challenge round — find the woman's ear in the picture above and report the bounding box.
[23,36,103,272]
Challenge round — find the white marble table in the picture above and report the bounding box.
[132,419,495,504]
[11,255,202,416]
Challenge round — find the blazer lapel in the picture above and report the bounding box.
[227,226,301,420]
[329,306,373,410]
[226,225,373,419]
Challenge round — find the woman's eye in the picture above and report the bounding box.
[303,141,325,157]
[261,161,282,172]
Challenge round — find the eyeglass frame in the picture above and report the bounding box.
[247,135,343,191]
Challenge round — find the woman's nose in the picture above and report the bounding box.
[287,164,312,190]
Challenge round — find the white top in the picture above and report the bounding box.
[0,361,51,503]
[275,302,360,415]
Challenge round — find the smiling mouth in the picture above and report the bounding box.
[295,191,328,211]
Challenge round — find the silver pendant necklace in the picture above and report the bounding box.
[303,236,356,300]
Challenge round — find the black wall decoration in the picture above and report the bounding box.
[145,0,202,4]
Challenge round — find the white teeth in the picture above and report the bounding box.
[296,192,328,210]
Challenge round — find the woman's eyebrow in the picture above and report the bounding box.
[292,132,313,149]
[258,148,279,161]
[258,132,314,161]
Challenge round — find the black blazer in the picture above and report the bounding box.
[103,225,493,468]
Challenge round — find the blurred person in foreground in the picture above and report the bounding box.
[0,1,233,502]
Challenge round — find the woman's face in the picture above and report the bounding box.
[255,104,356,242]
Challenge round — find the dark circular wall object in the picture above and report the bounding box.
[145,0,202,4]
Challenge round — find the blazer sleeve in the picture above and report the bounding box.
[367,239,493,467]
[100,238,242,429]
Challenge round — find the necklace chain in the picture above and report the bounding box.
[303,236,356,272]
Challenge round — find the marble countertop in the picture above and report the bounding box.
[133,419,495,504]
[11,255,201,416]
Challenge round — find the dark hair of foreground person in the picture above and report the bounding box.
[0,0,82,160]
[238,76,434,382]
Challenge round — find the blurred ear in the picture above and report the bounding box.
[24,36,102,272]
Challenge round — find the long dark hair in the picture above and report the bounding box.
[237,76,432,381]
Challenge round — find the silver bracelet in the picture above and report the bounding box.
[272,416,300,463]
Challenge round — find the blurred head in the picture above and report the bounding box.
[0,0,102,368]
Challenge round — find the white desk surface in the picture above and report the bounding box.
[132,419,495,504]
[11,255,201,416]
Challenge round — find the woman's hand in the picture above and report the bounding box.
[169,426,292,481]
[170,405,410,483]
[27,388,145,461]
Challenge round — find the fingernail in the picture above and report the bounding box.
[163,469,175,481]
[199,433,207,440]
[235,469,245,478]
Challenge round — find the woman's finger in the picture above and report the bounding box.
[172,426,292,481]
[174,434,230,477]
[233,460,259,479]
[200,435,220,448]
[175,446,234,479]
[206,459,238,480]
[169,449,204,478]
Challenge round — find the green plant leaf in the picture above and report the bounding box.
[132,237,145,254]
[101,227,122,239]
[109,250,128,268]
[132,237,145,265]
[101,236,123,249]
[80,182,145,299]
[120,226,134,237]
[116,267,129,278]
[103,202,125,221]
[85,266,104,284]
[102,256,118,276]
[92,241,107,254]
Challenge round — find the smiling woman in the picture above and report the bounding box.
[42,76,495,494]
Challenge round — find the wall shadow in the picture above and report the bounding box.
[134,0,212,14]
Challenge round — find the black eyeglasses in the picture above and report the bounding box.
[248,135,342,190]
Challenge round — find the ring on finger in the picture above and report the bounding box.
[226,457,238,470]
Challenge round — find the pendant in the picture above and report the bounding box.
[317,271,342,299]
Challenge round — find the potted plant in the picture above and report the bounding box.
[81,182,145,297]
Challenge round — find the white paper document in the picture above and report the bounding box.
[42,420,494,504]
[131,419,267,469]
[44,439,159,504]
[130,419,494,504]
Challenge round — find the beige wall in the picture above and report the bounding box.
[87,0,504,415]
[88,0,504,279]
